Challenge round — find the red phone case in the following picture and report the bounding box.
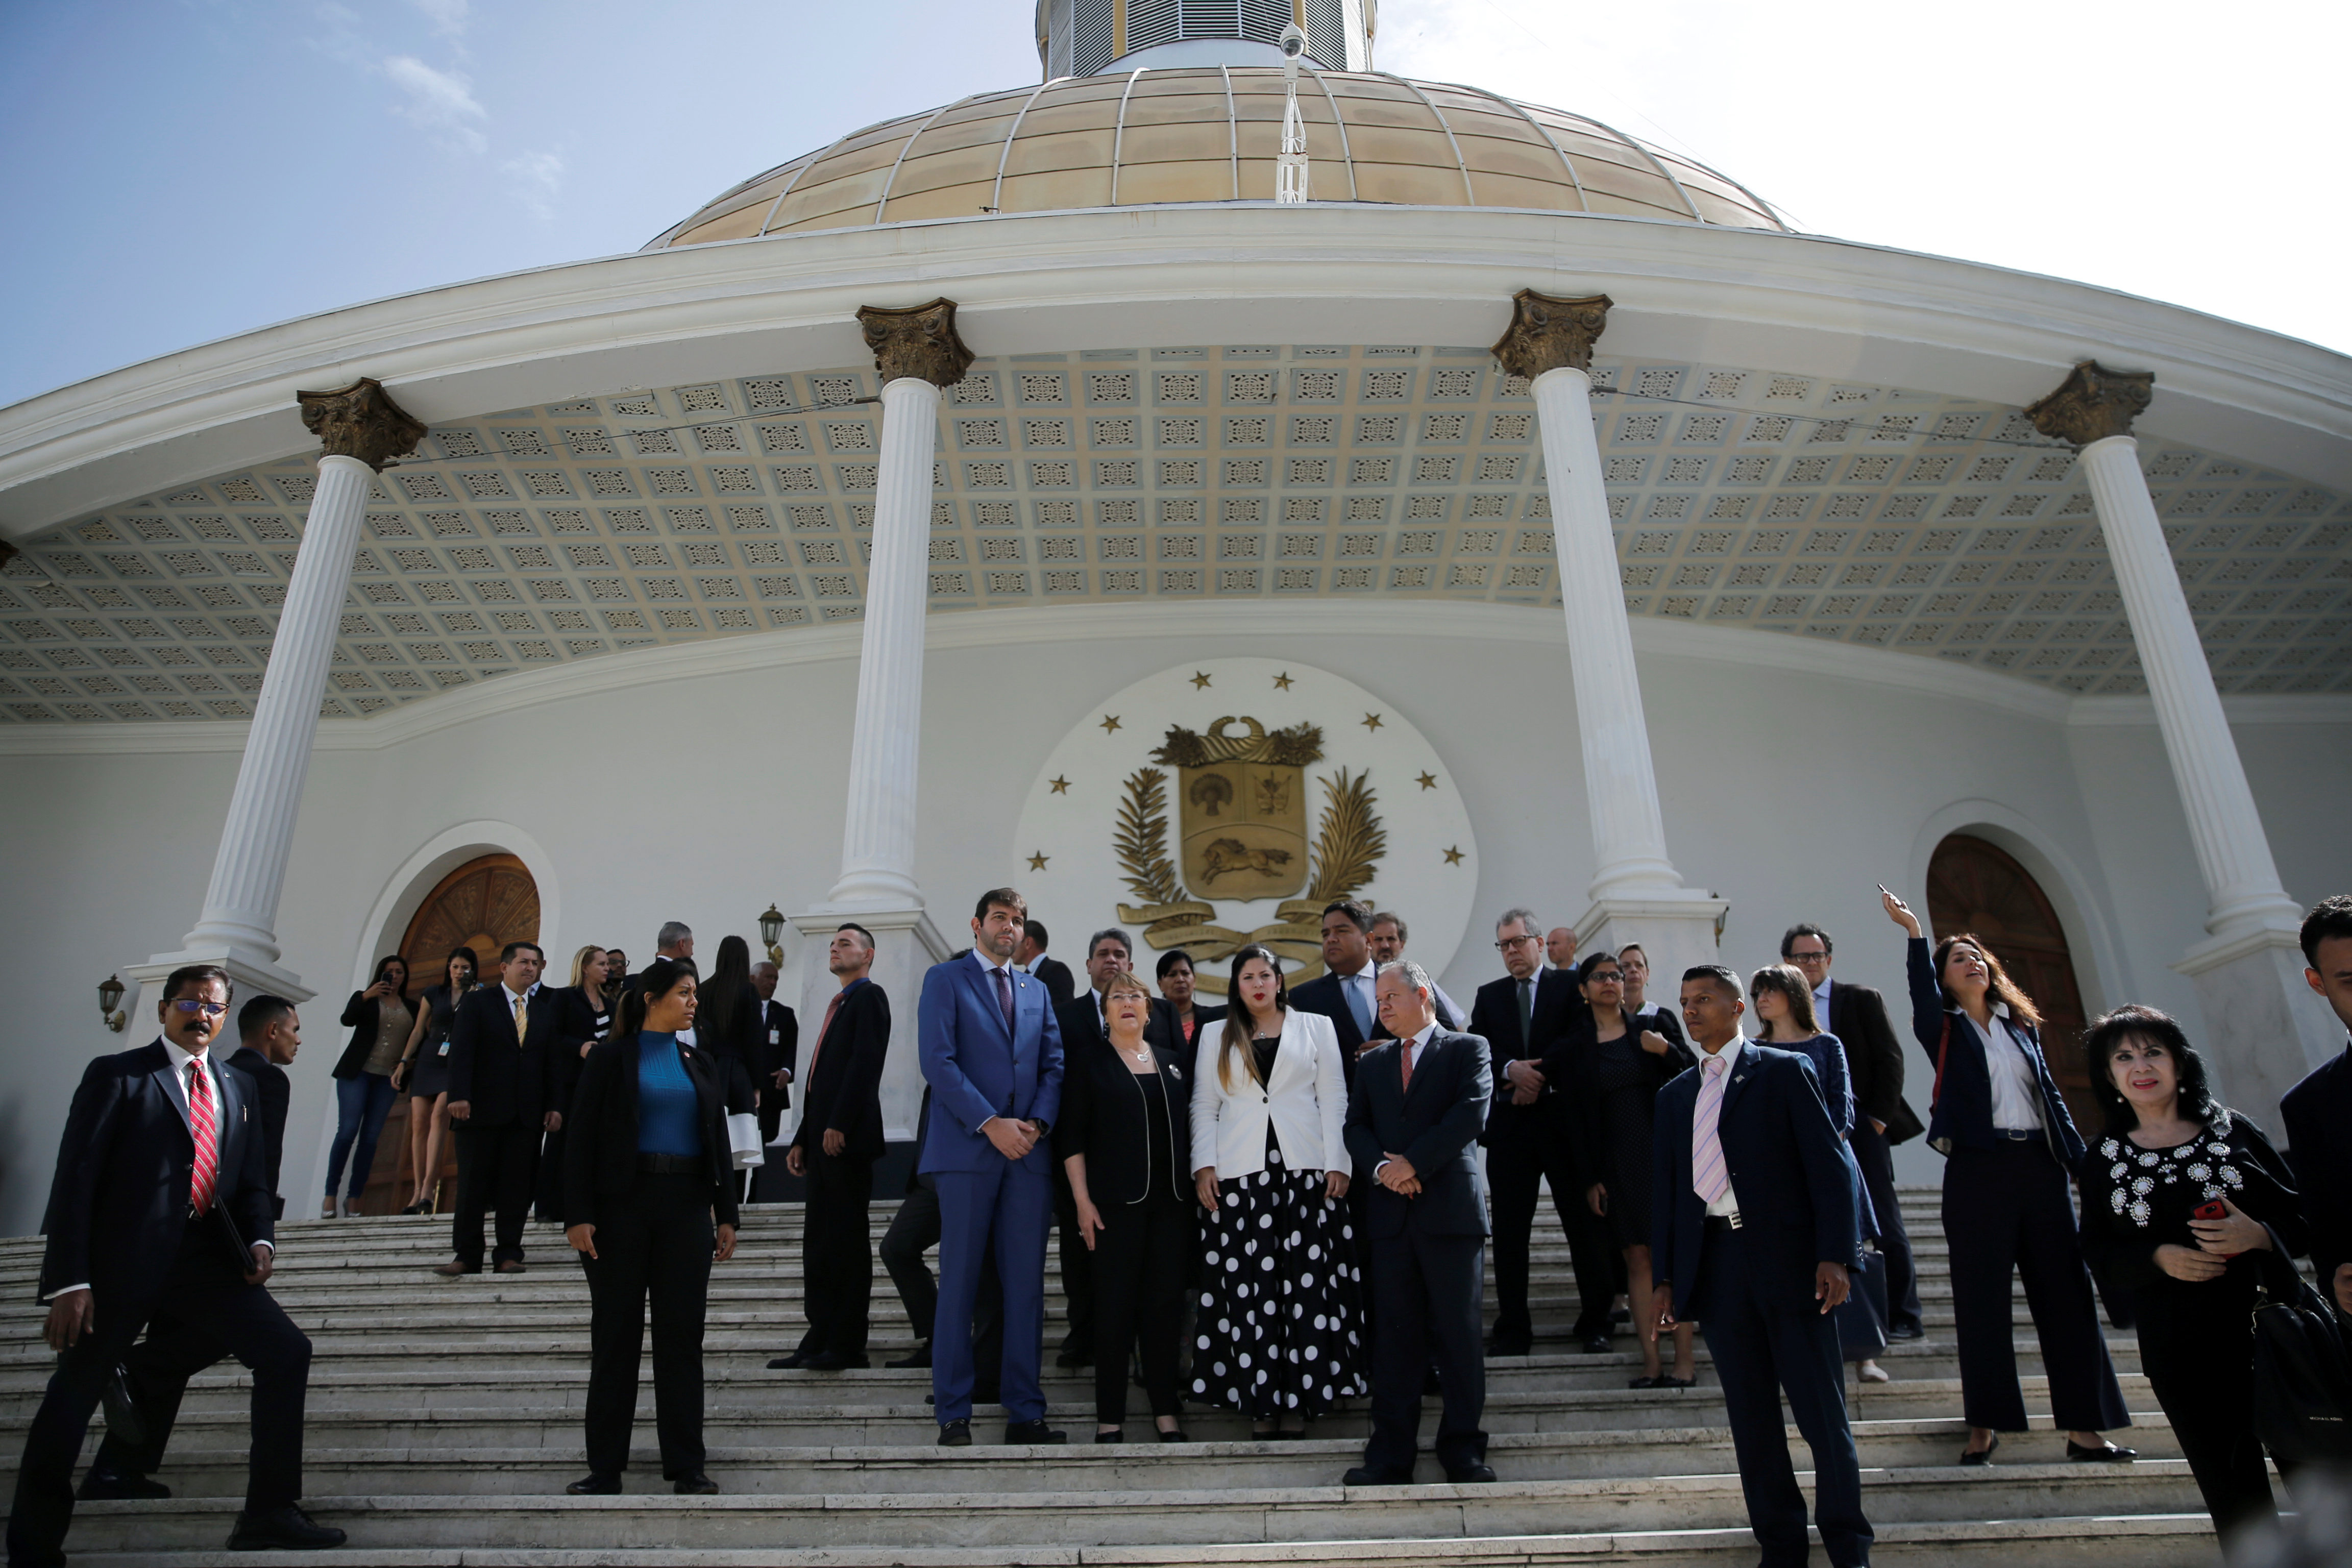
[2193,1198,2241,1260]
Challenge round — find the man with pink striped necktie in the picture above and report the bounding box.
[1650,964,1870,1568]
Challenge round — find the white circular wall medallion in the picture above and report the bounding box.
[1011,658,1478,993]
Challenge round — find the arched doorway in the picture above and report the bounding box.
[356,853,541,1215]
[1925,834,2095,1136]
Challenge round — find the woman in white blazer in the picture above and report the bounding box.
[1187,945,1368,1437]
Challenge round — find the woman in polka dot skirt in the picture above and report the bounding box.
[1187,944,1367,1437]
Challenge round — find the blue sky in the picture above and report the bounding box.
[3,0,2344,410]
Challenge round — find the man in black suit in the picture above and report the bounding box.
[750,959,800,1195]
[1019,919,1076,1007]
[230,993,300,1221]
[1467,906,1610,1354]
[10,965,343,1560]
[1783,921,1925,1339]
[772,924,891,1371]
[2283,895,2352,1315]
[1366,911,1463,1029]
[1341,960,1494,1487]
[437,942,580,1276]
[1653,965,1868,1568]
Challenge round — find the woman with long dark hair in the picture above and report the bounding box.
[696,934,761,1115]
[1187,944,1365,1437]
[1884,888,2132,1464]
[1546,951,1696,1387]
[562,955,739,1497]
[327,954,411,1217]
[2077,1004,2305,1543]
[393,946,477,1214]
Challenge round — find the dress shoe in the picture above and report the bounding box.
[1055,1346,1093,1368]
[938,1418,972,1447]
[432,1260,479,1277]
[566,1472,622,1494]
[767,1352,812,1370]
[225,1505,347,1550]
[400,1200,428,1216]
[1959,1434,1998,1466]
[1158,1428,1191,1443]
[1342,1465,1411,1486]
[1628,1374,1666,1390]
[672,1471,720,1494]
[1004,1418,1067,1444]
[1578,1333,1614,1354]
[78,1468,169,1501]
[1888,1322,1925,1341]
[1484,1335,1531,1358]
[803,1351,855,1371]
[886,1345,933,1369]
[1445,1463,1498,1484]
[1095,1429,1124,1443]
[494,1259,528,1275]
[2067,1439,2137,1462]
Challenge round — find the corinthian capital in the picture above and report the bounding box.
[857,298,975,388]
[2026,361,2155,448]
[295,378,427,471]
[1490,289,1614,381]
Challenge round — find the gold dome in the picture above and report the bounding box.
[647,68,1787,248]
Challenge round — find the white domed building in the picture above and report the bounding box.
[0,0,2345,1234]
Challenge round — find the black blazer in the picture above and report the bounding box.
[1032,956,1077,1006]
[562,1033,741,1232]
[1650,1040,1860,1319]
[1055,991,1185,1061]
[754,998,799,1110]
[794,979,890,1159]
[2281,1040,2352,1289]
[1826,978,1923,1144]
[1343,1028,1493,1239]
[225,1045,291,1222]
[1901,937,2085,1164]
[1469,969,1586,1133]
[1053,1032,1194,1206]
[1544,1007,1697,1189]
[334,988,409,1080]
[37,1041,276,1310]
[447,984,587,1127]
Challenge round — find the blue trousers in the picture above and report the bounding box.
[326,1071,397,1201]
[1692,1224,1872,1567]
[931,1160,1051,1424]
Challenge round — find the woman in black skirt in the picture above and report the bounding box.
[1545,951,1695,1387]
[1059,969,1196,1442]
[562,955,739,1496]
[394,946,477,1214]
[1188,944,1366,1437]
[2077,1004,2307,1544]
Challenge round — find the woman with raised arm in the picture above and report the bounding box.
[1189,944,1366,1438]
[562,955,739,1497]
[392,946,477,1214]
[327,954,411,1217]
[1883,888,2132,1465]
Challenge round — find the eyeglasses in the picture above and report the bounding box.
[170,999,229,1018]
[1495,935,1540,950]
[1786,949,1830,964]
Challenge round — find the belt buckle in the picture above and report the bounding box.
[1728,1209,1743,1230]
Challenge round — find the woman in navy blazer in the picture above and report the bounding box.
[1883,889,2131,1465]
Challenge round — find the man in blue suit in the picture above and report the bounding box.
[917,887,1067,1447]
[1652,965,1870,1567]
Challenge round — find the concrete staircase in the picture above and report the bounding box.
[1,1187,2219,1565]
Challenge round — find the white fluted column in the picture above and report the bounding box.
[1498,290,1724,981]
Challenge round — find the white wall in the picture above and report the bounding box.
[1,607,2344,1232]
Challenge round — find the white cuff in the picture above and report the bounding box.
[45,1284,89,1300]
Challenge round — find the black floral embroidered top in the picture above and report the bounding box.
[2076,1107,2307,1296]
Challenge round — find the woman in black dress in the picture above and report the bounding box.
[1058,969,1196,1442]
[2077,1004,2307,1544]
[393,946,477,1215]
[1546,951,1696,1387]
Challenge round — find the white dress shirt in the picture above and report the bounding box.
[1970,1004,2044,1131]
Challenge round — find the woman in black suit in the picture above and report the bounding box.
[1544,951,1696,1387]
[562,955,740,1496]
[1058,969,1196,1442]
[1883,888,2132,1464]
[696,935,763,1116]
[2077,1004,2306,1543]
[1154,949,1226,1052]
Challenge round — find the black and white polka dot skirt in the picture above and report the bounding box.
[1190,1133,1367,1418]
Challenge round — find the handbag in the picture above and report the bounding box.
[2249,1255,2352,1466]
[726,1112,765,1170]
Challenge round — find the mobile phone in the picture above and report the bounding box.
[2193,1198,2241,1260]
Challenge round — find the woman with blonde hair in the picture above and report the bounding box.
[1188,944,1366,1437]
[534,945,615,1223]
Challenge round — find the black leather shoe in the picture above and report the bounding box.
[225,1505,347,1550]
[1484,1335,1531,1358]
[1578,1333,1614,1354]
[79,1468,169,1501]
[938,1418,972,1447]
[767,1352,811,1370]
[1055,1346,1093,1368]
[1095,1429,1124,1443]
[1959,1434,1998,1466]
[1004,1418,1068,1444]
[567,1472,622,1494]
[1158,1428,1191,1442]
[2067,1439,2137,1462]
[806,1351,870,1371]
[672,1471,720,1494]
[1887,1322,1925,1341]
[1446,1463,1498,1484]
[886,1345,933,1369]
[1342,1465,1411,1486]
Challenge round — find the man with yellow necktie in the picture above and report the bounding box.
[437,943,582,1276]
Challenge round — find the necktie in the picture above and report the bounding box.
[1691,1053,1731,1204]
[995,967,1016,1035]
[1517,977,1534,1052]
[187,1061,219,1215]
[512,992,529,1045]
[1345,973,1373,1040]
[806,989,847,1089]
[1398,1036,1414,1094]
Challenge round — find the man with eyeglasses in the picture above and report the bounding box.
[11,965,344,1559]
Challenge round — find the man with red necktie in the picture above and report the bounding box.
[10,965,341,1562]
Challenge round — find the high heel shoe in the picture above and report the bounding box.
[1960,1433,1998,1466]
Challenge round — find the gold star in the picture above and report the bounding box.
[1361,713,1384,731]
[1442,845,1465,866]
[1027,851,1050,871]
[1416,771,1438,791]
[1272,672,1295,690]
[1190,671,1212,690]
[1048,775,1071,795]
[1099,714,1122,733]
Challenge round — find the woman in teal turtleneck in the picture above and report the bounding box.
[562,955,739,1497]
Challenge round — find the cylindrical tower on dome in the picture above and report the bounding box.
[1036,0,1372,78]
